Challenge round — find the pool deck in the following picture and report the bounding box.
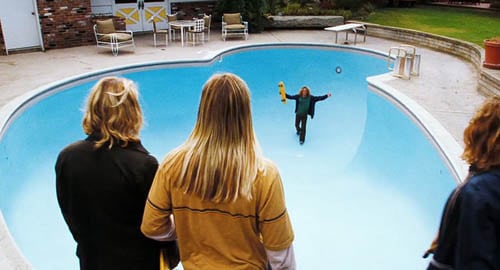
[0,29,493,269]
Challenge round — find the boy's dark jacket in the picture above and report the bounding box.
[426,168,500,270]
[285,93,328,118]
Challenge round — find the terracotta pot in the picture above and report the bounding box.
[483,38,500,70]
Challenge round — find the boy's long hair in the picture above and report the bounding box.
[299,86,310,97]
[462,96,500,172]
[160,73,264,203]
[82,77,143,149]
[450,96,500,217]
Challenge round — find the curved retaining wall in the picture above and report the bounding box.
[360,22,500,97]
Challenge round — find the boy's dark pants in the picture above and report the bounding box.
[295,114,307,142]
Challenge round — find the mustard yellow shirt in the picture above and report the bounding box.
[142,159,294,270]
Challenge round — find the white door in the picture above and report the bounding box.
[0,0,42,51]
[114,0,167,32]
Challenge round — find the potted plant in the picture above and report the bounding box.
[483,37,500,70]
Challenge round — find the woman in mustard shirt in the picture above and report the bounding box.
[141,73,296,270]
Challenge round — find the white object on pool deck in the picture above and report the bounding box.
[324,23,366,44]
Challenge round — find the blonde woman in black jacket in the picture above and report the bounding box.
[55,77,176,270]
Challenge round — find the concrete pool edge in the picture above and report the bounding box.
[367,73,468,183]
[0,43,462,269]
[0,212,30,269]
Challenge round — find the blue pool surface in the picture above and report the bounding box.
[0,45,456,269]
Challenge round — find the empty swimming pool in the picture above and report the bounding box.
[0,44,458,269]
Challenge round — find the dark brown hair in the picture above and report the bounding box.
[462,96,500,172]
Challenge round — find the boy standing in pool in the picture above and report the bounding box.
[286,86,331,145]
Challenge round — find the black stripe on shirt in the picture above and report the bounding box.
[147,198,172,212]
[173,206,288,223]
[173,206,257,219]
[261,209,287,223]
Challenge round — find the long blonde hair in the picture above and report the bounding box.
[462,96,500,172]
[161,73,264,203]
[82,77,143,149]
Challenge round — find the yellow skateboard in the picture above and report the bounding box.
[278,81,286,104]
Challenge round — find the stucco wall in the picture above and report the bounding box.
[0,20,6,55]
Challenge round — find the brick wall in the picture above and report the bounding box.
[37,0,94,49]
[36,0,126,50]
[6,0,214,51]
[0,20,6,55]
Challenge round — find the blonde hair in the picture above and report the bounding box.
[82,77,143,149]
[160,73,264,203]
[462,96,500,172]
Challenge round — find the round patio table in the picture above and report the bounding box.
[169,20,195,47]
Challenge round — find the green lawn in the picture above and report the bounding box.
[363,6,500,46]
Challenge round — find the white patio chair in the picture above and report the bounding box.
[203,14,212,41]
[93,19,135,56]
[151,19,169,47]
[187,19,205,46]
[167,13,181,41]
[221,13,248,41]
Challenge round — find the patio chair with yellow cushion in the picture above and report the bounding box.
[203,14,212,41]
[221,13,248,41]
[151,19,169,47]
[93,19,135,56]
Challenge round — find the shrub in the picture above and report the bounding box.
[355,2,376,19]
[491,0,500,8]
[335,0,366,9]
[319,0,335,9]
[215,0,266,33]
[275,2,352,18]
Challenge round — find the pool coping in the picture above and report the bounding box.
[0,43,466,269]
[367,74,468,183]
